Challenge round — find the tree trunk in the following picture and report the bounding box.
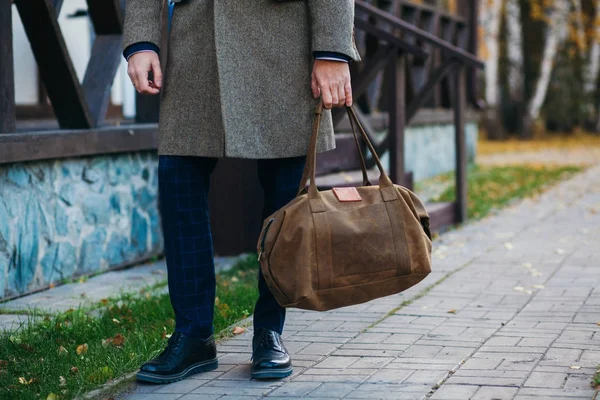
[525,1,570,135]
[586,0,600,131]
[480,0,505,139]
[571,0,587,59]
[506,0,524,100]
[480,0,503,108]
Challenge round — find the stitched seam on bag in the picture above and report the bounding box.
[265,211,292,305]
[310,272,431,294]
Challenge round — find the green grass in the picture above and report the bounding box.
[593,368,600,389]
[432,164,582,220]
[0,255,260,400]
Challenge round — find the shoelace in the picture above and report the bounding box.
[257,331,282,351]
[158,333,185,364]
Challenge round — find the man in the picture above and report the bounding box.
[123,0,359,383]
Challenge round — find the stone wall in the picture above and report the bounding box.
[0,152,162,300]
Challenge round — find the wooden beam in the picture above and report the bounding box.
[453,65,468,223]
[86,0,123,35]
[388,53,406,184]
[0,1,16,133]
[14,0,92,129]
[355,0,484,68]
[82,35,124,126]
[406,61,457,123]
[52,0,64,17]
[0,125,158,165]
[354,19,428,59]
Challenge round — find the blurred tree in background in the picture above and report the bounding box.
[480,0,600,138]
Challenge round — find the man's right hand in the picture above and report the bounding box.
[127,52,163,95]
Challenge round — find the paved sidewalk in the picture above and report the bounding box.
[116,165,600,400]
[477,146,600,167]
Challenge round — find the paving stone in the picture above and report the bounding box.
[471,386,519,400]
[429,384,479,399]
[307,383,359,398]
[524,372,568,388]
[262,381,322,397]
[313,356,359,369]
[152,379,207,394]
[366,369,413,384]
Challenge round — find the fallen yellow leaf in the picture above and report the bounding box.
[232,326,246,335]
[76,344,88,355]
[513,286,525,292]
[231,276,239,283]
[570,365,581,370]
[59,376,66,387]
[533,284,545,289]
[504,243,514,250]
[46,393,59,400]
[447,309,457,314]
[112,318,120,325]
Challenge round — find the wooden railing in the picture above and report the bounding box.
[0,0,483,254]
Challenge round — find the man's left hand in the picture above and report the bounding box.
[311,60,353,109]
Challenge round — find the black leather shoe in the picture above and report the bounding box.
[137,332,218,384]
[251,328,293,380]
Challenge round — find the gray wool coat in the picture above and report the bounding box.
[123,0,360,159]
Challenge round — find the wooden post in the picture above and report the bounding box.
[0,1,16,133]
[388,52,406,184]
[453,64,467,223]
[467,0,480,107]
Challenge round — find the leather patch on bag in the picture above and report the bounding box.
[333,187,362,202]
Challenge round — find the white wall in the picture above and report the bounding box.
[12,5,38,105]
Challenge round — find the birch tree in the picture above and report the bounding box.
[505,0,524,102]
[525,0,571,130]
[587,0,600,130]
[480,0,504,108]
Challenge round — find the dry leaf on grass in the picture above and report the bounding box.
[102,334,126,348]
[57,346,68,356]
[112,318,120,325]
[18,377,34,385]
[76,344,88,355]
[231,276,239,283]
[232,326,246,335]
[70,367,79,375]
[59,376,66,387]
[46,393,59,400]
[0,360,7,368]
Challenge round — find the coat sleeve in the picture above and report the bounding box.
[123,0,163,51]
[307,0,361,62]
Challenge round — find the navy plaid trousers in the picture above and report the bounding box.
[158,155,306,339]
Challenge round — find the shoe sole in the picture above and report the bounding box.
[136,358,218,384]
[251,366,293,380]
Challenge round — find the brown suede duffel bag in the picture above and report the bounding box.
[257,104,432,311]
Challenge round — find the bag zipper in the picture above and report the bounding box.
[258,218,275,261]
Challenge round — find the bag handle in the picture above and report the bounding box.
[296,103,394,199]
